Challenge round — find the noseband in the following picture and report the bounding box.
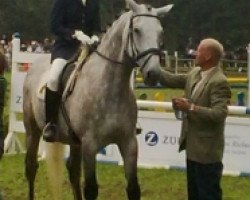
[94,13,162,67]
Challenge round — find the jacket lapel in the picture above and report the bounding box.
[191,66,220,101]
[187,69,201,99]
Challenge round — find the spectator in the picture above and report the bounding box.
[34,41,44,53]
[5,42,12,68]
[26,42,33,52]
[159,38,231,200]
[0,46,4,55]
[0,51,7,159]
[43,38,52,53]
[21,43,28,52]
[247,43,250,51]
[184,37,195,67]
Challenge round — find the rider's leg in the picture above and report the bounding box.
[43,58,67,142]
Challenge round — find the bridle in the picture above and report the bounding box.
[94,13,163,68]
[126,14,162,69]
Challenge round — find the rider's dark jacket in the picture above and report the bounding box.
[50,0,101,61]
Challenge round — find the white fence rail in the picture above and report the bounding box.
[137,100,250,115]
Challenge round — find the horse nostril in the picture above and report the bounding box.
[147,70,159,80]
[144,70,160,86]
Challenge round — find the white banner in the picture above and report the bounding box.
[137,112,185,168]
[137,111,250,175]
[223,118,250,174]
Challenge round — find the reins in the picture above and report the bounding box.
[94,50,124,65]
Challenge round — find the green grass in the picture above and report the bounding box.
[2,71,250,199]
[0,154,250,200]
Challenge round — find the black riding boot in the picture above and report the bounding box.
[43,87,60,142]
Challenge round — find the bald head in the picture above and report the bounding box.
[200,38,224,64]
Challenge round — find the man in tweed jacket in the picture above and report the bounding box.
[160,38,231,200]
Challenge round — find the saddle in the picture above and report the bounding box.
[60,46,89,101]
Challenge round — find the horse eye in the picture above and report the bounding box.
[133,27,141,34]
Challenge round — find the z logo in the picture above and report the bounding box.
[145,131,159,146]
[16,96,22,104]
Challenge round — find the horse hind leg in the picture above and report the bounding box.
[66,145,82,200]
[24,117,42,200]
[118,136,141,200]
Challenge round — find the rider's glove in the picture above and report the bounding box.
[89,35,99,45]
[72,30,91,45]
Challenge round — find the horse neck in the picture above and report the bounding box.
[93,12,133,88]
[98,12,132,67]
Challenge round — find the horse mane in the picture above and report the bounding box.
[98,11,132,57]
[102,11,130,41]
[97,4,157,60]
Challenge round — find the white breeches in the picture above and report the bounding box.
[47,58,67,91]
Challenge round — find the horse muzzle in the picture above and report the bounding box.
[143,67,161,86]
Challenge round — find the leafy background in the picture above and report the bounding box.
[0,0,249,53]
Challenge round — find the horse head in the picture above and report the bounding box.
[125,0,173,86]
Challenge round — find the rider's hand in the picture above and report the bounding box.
[72,30,91,45]
[89,35,99,45]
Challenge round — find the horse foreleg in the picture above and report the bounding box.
[82,141,98,200]
[66,145,82,200]
[25,132,41,200]
[118,136,141,200]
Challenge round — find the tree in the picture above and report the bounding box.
[0,0,249,52]
[0,0,52,41]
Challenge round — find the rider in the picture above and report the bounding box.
[43,0,101,142]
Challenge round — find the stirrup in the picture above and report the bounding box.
[136,122,142,135]
[43,122,57,142]
[136,127,142,135]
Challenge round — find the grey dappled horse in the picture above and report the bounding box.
[23,0,173,199]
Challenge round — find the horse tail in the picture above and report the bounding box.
[45,142,65,200]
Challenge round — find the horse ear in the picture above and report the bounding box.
[154,4,174,17]
[125,0,140,12]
